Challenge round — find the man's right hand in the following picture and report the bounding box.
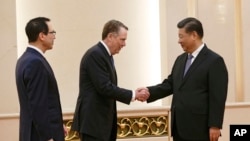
[135,87,150,102]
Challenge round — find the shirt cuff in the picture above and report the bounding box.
[131,90,136,101]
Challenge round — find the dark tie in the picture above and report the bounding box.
[110,55,117,84]
[184,54,193,76]
[110,55,115,70]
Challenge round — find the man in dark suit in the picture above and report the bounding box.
[139,17,228,141]
[71,20,149,141]
[15,17,66,141]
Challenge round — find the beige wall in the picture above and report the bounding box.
[242,0,250,101]
[197,0,236,102]
[0,0,19,114]
[14,0,164,114]
[0,0,250,140]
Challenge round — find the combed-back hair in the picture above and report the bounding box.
[25,17,50,42]
[177,17,203,39]
[102,20,128,40]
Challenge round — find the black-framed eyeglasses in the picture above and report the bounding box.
[48,30,56,35]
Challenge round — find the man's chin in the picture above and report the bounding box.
[115,50,120,54]
[47,47,53,50]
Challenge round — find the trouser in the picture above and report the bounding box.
[172,115,208,141]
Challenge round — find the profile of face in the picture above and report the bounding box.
[42,21,56,51]
[109,27,127,55]
[178,28,196,53]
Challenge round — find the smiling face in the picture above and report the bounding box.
[178,28,198,53]
[177,17,204,54]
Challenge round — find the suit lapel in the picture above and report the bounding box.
[97,42,117,84]
[41,57,55,76]
[181,46,208,85]
[26,48,55,76]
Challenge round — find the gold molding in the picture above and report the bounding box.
[117,116,168,138]
[63,107,170,140]
[64,120,79,141]
[63,115,168,141]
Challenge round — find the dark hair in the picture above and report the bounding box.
[25,17,50,42]
[177,17,203,39]
[102,20,128,40]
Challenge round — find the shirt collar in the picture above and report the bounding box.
[28,45,44,57]
[190,43,205,58]
[100,40,111,56]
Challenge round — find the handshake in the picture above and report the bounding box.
[135,87,150,102]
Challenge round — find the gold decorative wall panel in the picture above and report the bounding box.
[117,116,168,138]
[63,107,170,141]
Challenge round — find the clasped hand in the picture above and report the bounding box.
[135,87,150,102]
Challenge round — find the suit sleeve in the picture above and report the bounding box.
[24,59,52,140]
[208,57,228,128]
[85,52,132,104]
[147,74,173,103]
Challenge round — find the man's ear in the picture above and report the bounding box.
[39,32,46,41]
[191,31,199,40]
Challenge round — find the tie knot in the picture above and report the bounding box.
[188,54,193,59]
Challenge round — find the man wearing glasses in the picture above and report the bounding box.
[15,17,67,141]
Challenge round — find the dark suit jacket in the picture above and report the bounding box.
[147,45,228,140]
[15,48,65,141]
[71,42,132,141]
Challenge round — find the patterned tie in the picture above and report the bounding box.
[184,54,193,76]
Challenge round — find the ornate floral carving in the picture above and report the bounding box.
[117,116,168,138]
[64,115,168,140]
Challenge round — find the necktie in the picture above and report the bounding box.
[184,54,193,76]
[110,55,115,71]
[110,55,117,84]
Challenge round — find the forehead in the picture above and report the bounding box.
[117,27,127,37]
[178,28,187,34]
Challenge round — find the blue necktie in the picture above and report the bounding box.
[184,54,193,76]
